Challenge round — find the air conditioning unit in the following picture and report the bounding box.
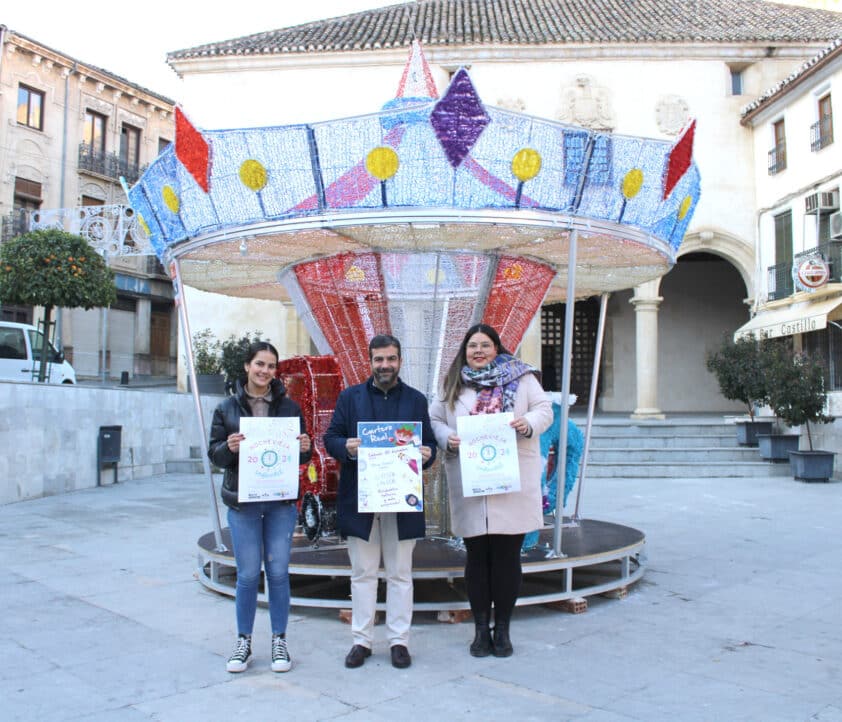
[805,189,840,215]
[830,211,842,239]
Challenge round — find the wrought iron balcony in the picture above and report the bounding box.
[767,260,794,300]
[1,210,29,242]
[811,116,834,152]
[771,241,842,299]
[767,143,787,175]
[77,143,146,184]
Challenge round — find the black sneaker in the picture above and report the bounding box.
[271,634,292,673]
[226,634,252,673]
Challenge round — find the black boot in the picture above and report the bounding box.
[469,612,493,657]
[492,619,513,657]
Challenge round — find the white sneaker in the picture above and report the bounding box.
[271,634,292,673]
[226,635,252,673]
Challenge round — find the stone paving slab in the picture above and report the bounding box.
[1,470,841,721]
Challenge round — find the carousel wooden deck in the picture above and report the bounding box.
[196,519,645,613]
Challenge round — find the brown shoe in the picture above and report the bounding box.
[344,644,371,668]
[390,644,411,668]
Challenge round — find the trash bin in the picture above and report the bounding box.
[97,425,122,486]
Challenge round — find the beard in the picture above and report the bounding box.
[374,367,397,385]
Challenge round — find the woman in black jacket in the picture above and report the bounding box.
[208,341,311,674]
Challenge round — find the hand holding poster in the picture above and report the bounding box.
[238,417,300,503]
[357,421,423,513]
[456,412,519,497]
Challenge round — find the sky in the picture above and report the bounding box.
[2,0,399,100]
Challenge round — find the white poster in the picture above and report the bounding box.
[238,417,300,503]
[356,421,424,513]
[457,412,520,497]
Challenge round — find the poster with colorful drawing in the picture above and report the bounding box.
[456,412,520,497]
[356,422,423,512]
[238,417,300,503]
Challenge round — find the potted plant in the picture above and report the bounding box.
[220,330,265,394]
[190,328,225,395]
[764,342,835,482]
[705,334,773,446]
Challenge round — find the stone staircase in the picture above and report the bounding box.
[572,416,792,478]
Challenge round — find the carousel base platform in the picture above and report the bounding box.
[196,519,645,613]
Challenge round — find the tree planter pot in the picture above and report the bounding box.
[757,434,800,462]
[788,450,836,483]
[190,373,226,395]
[734,420,774,447]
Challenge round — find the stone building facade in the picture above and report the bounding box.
[0,26,177,379]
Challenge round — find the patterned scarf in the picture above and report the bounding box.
[462,353,538,414]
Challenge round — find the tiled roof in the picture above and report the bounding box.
[741,37,842,119]
[169,0,842,60]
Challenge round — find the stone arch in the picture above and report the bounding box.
[674,228,754,301]
[79,182,107,202]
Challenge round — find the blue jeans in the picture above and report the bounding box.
[227,502,297,636]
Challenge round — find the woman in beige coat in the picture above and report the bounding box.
[430,324,552,658]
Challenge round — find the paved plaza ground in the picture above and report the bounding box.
[2,468,841,721]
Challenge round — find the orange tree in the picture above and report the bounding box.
[0,229,116,381]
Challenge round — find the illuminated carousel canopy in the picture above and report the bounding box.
[128,43,700,391]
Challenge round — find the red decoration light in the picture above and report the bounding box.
[175,106,211,194]
[662,119,695,200]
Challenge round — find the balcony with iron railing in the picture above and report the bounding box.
[811,115,834,152]
[767,260,794,300]
[768,241,842,300]
[767,142,787,175]
[78,143,146,184]
[1,209,29,242]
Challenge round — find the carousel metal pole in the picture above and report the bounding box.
[551,136,595,558]
[171,257,227,552]
[550,228,579,558]
[572,292,609,521]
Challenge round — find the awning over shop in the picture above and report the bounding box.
[734,295,842,340]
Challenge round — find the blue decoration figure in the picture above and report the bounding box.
[522,401,585,551]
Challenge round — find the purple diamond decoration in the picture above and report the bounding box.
[430,69,490,168]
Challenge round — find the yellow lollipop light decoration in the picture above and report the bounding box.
[511,148,542,208]
[162,186,180,214]
[622,169,644,199]
[366,146,399,207]
[366,147,399,181]
[239,159,268,192]
[511,148,542,182]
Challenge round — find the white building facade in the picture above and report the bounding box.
[165,0,842,413]
[740,39,842,455]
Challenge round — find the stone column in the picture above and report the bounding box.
[134,297,151,375]
[630,281,664,419]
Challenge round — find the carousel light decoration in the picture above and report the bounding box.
[128,40,701,556]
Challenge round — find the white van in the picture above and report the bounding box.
[0,322,77,384]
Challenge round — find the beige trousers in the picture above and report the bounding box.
[346,513,416,649]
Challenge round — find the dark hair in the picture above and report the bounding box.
[441,324,510,410]
[245,341,279,365]
[369,334,401,359]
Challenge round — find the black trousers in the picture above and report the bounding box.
[463,533,525,625]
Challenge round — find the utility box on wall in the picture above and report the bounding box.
[97,425,122,486]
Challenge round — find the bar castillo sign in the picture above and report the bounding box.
[793,256,830,292]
